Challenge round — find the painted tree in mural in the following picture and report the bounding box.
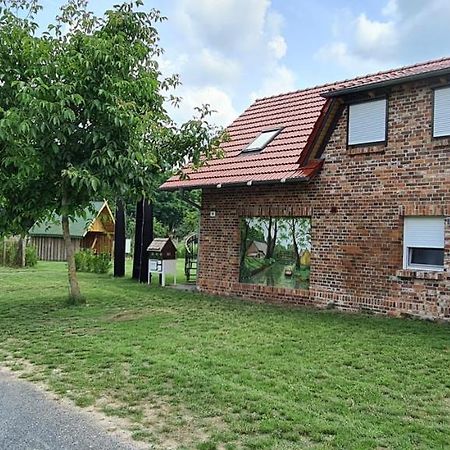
[0,0,223,302]
[290,218,311,268]
[265,217,278,259]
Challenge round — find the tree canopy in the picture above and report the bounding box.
[0,0,224,299]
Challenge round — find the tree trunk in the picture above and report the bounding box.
[291,219,301,269]
[114,199,126,277]
[61,212,82,302]
[270,219,278,257]
[132,198,144,280]
[139,199,153,283]
[2,238,6,266]
[18,236,26,268]
[240,220,249,267]
[265,217,273,259]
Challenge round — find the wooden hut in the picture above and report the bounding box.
[29,201,115,261]
[246,240,268,258]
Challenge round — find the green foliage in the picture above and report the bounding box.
[74,249,90,272]
[0,0,224,298]
[124,184,200,240]
[153,218,169,238]
[25,244,37,267]
[152,188,200,238]
[0,239,37,267]
[176,242,185,259]
[66,294,87,306]
[93,252,112,274]
[0,0,224,236]
[74,249,111,274]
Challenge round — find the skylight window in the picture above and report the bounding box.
[243,128,282,152]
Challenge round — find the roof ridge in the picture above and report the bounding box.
[254,55,450,103]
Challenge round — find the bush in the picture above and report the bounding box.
[75,250,111,274]
[0,239,37,268]
[74,249,90,272]
[176,242,186,259]
[3,241,18,266]
[93,253,112,274]
[25,246,37,267]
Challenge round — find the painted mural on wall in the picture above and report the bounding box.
[239,217,311,289]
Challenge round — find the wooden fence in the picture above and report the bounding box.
[31,236,81,261]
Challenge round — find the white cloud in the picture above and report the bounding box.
[158,53,189,77]
[250,65,296,100]
[267,35,287,59]
[354,14,397,56]
[176,0,270,53]
[170,86,238,127]
[315,0,450,73]
[315,42,386,75]
[195,48,241,85]
[160,0,296,122]
[382,0,398,17]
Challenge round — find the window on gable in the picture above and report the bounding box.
[348,98,387,146]
[403,217,445,271]
[433,86,450,138]
[243,128,281,152]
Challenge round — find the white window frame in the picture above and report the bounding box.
[243,128,282,153]
[348,98,387,146]
[433,86,450,138]
[403,216,445,271]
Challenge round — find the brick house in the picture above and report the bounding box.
[161,57,450,320]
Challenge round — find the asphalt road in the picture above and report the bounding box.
[0,368,143,450]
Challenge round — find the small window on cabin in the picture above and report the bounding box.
[348,98,387,146]
[243,128,281,152]
[403,217,445,271]
[433,86,450,138]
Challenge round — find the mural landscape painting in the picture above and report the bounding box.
[239,217,311,289]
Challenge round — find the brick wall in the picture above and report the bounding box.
[197,79,450,320]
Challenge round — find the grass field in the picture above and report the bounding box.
[0,262,449,449]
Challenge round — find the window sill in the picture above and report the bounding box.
[395,269,446,281]
[347,145,385,156]
[431,136,450,148]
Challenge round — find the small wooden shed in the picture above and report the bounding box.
[29,201,115,261]
[246,240,268,258]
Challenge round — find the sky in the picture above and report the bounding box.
[37,0,450,126]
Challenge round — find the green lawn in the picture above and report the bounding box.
[0,262,449,449]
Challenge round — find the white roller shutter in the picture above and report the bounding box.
[433,87,450,137]
[348,99,387,145]
[404,217,445,249]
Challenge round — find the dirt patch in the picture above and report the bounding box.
[107,310,153,322]
[105,307,178,322]
[0,359,147,449]
[95,391,228,450]
[1,355,229,449]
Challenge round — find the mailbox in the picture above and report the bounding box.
[147,238,177,286]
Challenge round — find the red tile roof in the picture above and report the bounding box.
[161,56,450,191]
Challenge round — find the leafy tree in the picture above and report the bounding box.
[0,0,223,302]
[290,218,311,268]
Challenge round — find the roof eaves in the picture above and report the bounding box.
[160,173,312,192]
[322,66,450,98]
[30,232,84,238]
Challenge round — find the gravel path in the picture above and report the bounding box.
[0,368,144,450]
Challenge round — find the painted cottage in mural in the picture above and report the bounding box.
[161,57,450,321]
